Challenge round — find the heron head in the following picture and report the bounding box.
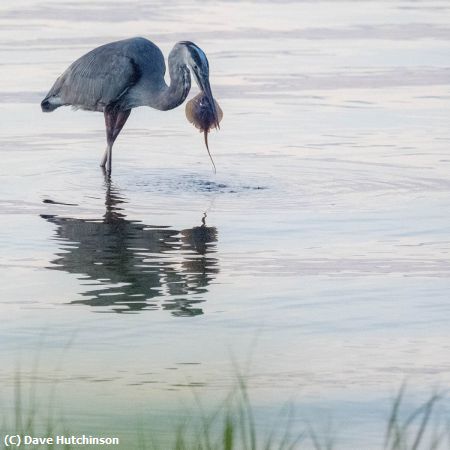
[179,41,220,129]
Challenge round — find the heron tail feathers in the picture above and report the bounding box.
[41,96,62,112]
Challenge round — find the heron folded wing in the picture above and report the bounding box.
[44,49,140,111]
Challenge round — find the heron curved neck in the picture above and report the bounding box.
[155,52,191,111]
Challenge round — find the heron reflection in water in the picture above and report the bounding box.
[41,179,218,315]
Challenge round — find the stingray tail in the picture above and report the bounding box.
[204,130,216,174]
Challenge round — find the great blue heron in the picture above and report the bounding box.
[41,37,220,173]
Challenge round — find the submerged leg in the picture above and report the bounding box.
[101,108,131,172]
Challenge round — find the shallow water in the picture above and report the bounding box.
[1,0,450,448]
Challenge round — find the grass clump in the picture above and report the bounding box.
[1,372,449,449]
[383,384,448,450]
[142,373,302,450]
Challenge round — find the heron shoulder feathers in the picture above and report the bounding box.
[41,37,166,112]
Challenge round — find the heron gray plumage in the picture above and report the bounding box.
[41,37,220,173]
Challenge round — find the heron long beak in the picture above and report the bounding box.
[199,76,220,130]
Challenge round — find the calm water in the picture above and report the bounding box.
[1,0,450,448]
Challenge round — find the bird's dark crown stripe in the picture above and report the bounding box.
[179,41,208,69]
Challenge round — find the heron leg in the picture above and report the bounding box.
[101,146,110,168]
[101,110,115,170]
[101,108,131,172]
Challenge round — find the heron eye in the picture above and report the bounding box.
[194,65,198,70]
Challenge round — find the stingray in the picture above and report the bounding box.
[186,93,223,173]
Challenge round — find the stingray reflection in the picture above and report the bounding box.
[41,180,218,315]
